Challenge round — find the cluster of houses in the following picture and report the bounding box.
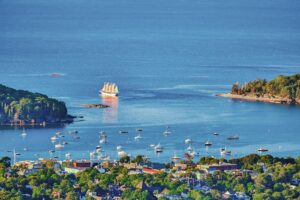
[12,159,257,199]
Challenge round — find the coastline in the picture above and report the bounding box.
[216,93,299,105]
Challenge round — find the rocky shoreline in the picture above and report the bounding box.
[217,93,300,105]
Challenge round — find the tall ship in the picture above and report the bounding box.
[100,82,119,97]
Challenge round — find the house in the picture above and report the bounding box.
[223,191,235,199]
[64,167,86,174]
[136,180,162,194]
[198,163,238,174]
[164,194,183,200]
[73,160,91,168]
[235,192,251,200]
[173,163,187,171]
[143,168,161,174]
[199,186,211,194]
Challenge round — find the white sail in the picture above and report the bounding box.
[100,82,119,96]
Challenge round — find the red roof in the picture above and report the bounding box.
[143,168,161,174]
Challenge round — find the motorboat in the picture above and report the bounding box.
[227,136,239,140]
[51,135,58,141]
[90,151,97,157]
[155,144,163,153]
[65,153,72,159]
[100,138,106,144]
[171,153,180,161]
[134,134,142,140]
[116,145,122,151]
[185,138,192,144]
[69,130,78,134]
[119,130,128,134]
[96,148,102,153]
[55,132,62,136]
[21,128,27,137]
[257,147,268,152]
[186,145,193,152]
[204,141,212,146]
[220,148,231,156]
[163,127,172,135]
[96,145,102,150]
[55,144,64,149]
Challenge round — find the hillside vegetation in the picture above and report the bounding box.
[0,84,72,124]
[231,74,300,104]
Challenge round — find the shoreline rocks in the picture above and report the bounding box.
[216,93,300,105]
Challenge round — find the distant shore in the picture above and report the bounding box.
[216,93,299,105]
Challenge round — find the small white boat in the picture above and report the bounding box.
[150,144,156,148]
[49,150,55,153]
[227,135,239,140]
[171,153,180,161]
[21,128,27,137]
[189,151,196,157]
[185,138,192,144]
[23,148,28,151]
[118,151,127,157]
[62,141,68,145]
[100,138,106,144]
[116,145,122,151]
[51,136,58,141]
[96,148,102,153]
[55,144,64,149]
[155,144,163,153]
[65,153,72,159]
[163,127,172,135]
[99,132,107,138]
[257,147,268,152]
[90,151,97,157]
[186,145,193,152]
[220,148,231,156]
[119,130,128,134]
[134,134,142,140]
[136,128,143,132]
[96,145,102,150]
[55,132,62,136]
[213,132,219,136]
[69,130,78,134]
[102,155,110,161]
[205,141,212,146]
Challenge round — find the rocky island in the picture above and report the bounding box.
[0,84,74,126]
[218,73,300,105]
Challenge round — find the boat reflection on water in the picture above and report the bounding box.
[101,96,119,123]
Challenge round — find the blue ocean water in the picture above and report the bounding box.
[0,0,300,162]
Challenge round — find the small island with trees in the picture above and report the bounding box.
[0,84,74,126]
[217,73,300,105]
